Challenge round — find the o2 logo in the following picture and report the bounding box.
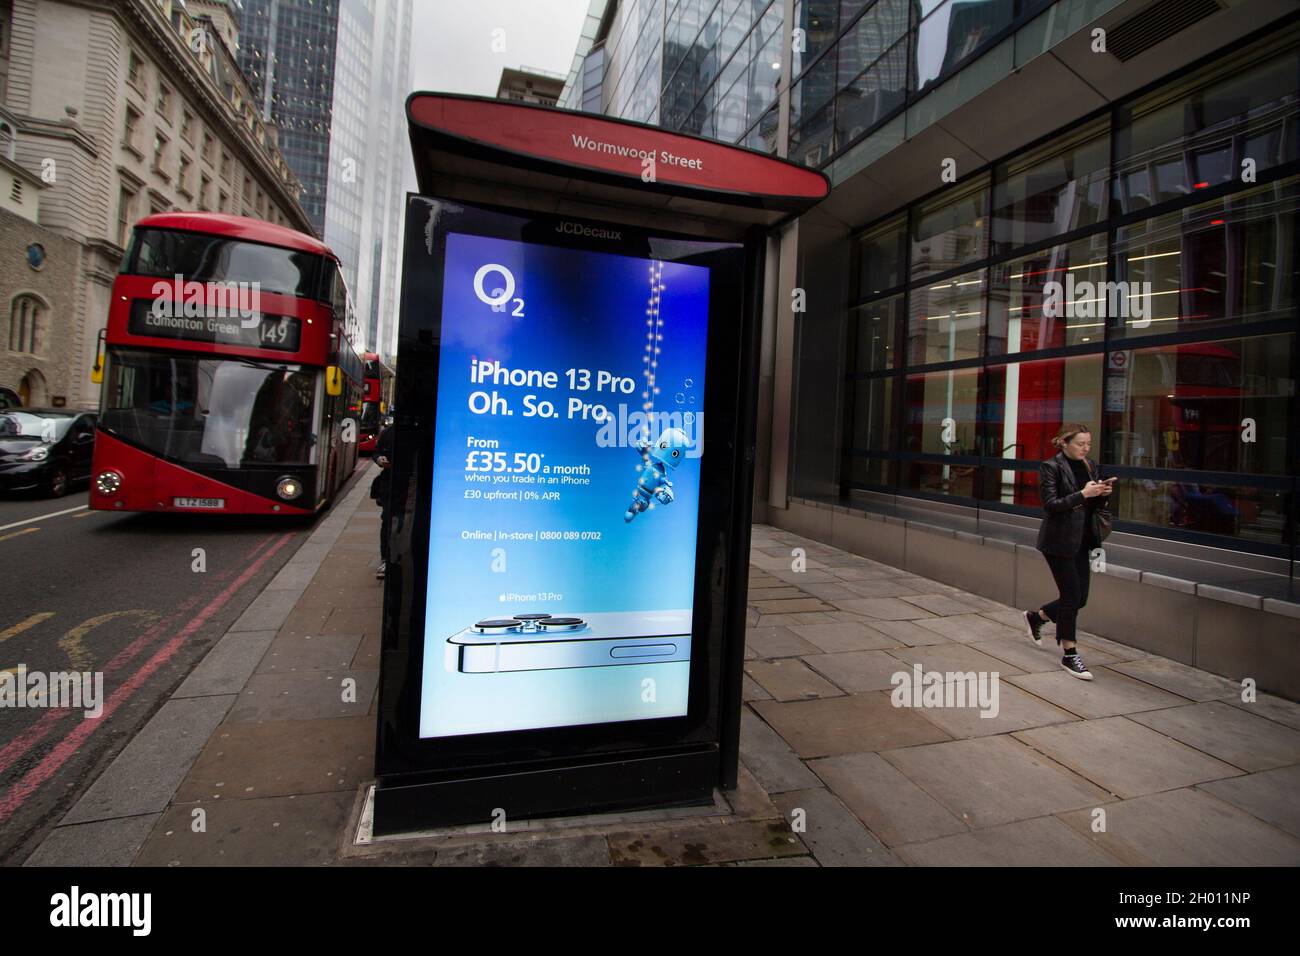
[473,263,525,317]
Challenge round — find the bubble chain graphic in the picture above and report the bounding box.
[642,261,665,425]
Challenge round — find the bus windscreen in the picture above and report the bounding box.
[100,348,318,469]
[127,228,324,300]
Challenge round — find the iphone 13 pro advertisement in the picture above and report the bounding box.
[419,227,715,738]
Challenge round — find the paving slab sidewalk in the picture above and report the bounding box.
[25,500,1300,867]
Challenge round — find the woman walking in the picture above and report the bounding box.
[1023,423,1115,680]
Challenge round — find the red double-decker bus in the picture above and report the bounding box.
[359,352,394,454]
[90,212,363,515]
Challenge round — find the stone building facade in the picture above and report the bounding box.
[0,204,80,407]
[0,0,312,409]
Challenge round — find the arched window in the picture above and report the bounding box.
[8,294,44,353]
[0,121,15,162]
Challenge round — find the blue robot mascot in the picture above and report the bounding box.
[624,427,691,522]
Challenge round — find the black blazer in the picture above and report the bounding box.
[1035,451,1111,556]
[369,425,394,502]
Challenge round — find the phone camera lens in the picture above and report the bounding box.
[537,616,586,632]
[472,618,524,633]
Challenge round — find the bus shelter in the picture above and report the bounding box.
[373,92,828,833]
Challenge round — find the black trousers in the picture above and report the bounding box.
[1039,543,1092,647]
[379,500,391,564]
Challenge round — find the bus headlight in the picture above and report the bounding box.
[276,476,303,500]
[95,470,122,495]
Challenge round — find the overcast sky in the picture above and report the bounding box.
[401,0,591,189]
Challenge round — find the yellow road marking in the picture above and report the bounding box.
[0,527,39,543]
[1,613,55,681]
[59,609,160,672]
[73,510,97,519]
[1,611,59,677]
[0,612,56,646]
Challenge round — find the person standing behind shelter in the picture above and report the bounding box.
[1023,423,1115,680]
[371,422,394,579]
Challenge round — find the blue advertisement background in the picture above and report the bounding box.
[419,232,711,738]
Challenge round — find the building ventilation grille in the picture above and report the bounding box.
[1107,0,1224,62]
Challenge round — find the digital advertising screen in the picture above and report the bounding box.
[417,219,733,739]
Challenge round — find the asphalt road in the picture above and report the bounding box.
[0,464,369,864]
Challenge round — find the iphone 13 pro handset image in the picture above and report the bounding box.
[446,610,693,673]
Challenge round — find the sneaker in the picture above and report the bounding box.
[376,561,386,579]
[1023,610,1044,646]
[1061,654,1093,680]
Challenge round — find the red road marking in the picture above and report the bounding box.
[0,596,201,778]
[0,532,295,825]
[0,531,285,774]
[0,532,287,775]
[212,533,276,582]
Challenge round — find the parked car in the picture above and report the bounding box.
[0,409,98,497]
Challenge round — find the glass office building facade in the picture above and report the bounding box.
[322,0,413,360]
[240,0,410,357]
[564,1,1300,575]
[810,35,1298,560]
[785,0,1056,167]
[561,0,787,154]
[239,0,342,233]
[563,0,1059,159]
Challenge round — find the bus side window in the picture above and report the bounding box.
[330,268,347,318]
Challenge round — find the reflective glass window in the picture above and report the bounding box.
[1114,51,1300,214]
[846,454,894,488]
[743,106,780,153]
[987,234,1110,355]
[835,39,907,147]
[982,353,1103,463]
[850,293,903,372]
[1112,177,1298,340]
[1113,478,1287,544]
[836,0,908,88]
[748,18,785,117]
[991,122,1109,254]
[910,176,989,279]
[902,367,982,457]
[790,100,835,167]
[1103,333,1293,477]
[855,215,907,296]
[913,0,1014,94]
[793,49,839,122]
[793,0,840,71]
[848,376,895,451]
[715,77,749,143]
[901,365,982,498]
[907,269,986,366]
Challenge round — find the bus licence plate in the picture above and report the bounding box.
[173,497,225,509]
